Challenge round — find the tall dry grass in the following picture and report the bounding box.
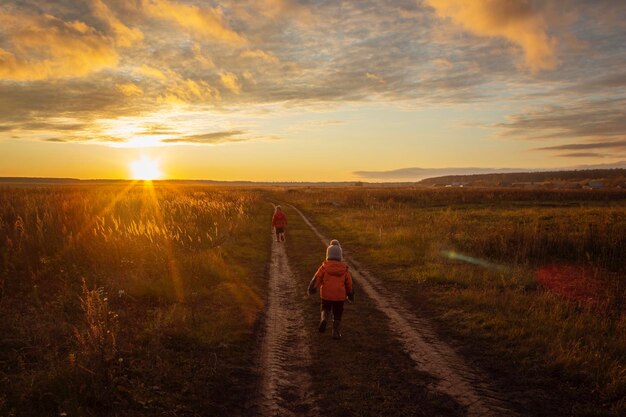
[0,183,270,416]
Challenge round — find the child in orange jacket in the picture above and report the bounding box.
[307,240,354,339]
[271,206,287,242]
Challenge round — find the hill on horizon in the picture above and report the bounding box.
[417,168,626,187]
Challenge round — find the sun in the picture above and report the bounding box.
[130,157,163,180]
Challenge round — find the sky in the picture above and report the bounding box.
[0,0,625,181]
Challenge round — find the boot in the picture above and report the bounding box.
[332,320,341,339]
[318,310,328,333]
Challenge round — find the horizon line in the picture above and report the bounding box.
[1,165,625,184]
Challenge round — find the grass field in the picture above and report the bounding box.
[0,183,270,416]
[274,187,626,417]
[1,184,624,416]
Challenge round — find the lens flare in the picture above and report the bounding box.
[440,250,508,271]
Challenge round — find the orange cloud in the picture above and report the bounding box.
[136,65,168,80]
[0,12,119,81]
[141,0,246,44]
[220,72,242,94]
[193,43,216,68]
[160,78,220,104]
[133,65,220,104]
[240,49,278,63]
[117,82,143,96]
[425,0,558,72]
[92,0,144,48]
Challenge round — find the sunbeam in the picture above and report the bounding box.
[143,181,185,302]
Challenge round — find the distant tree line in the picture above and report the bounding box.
[418,169,626,186]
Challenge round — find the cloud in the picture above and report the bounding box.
[0,12,119,80]
[132,65,222,104]
[431,58,453,68]
[117,83,143,96]
[564,72,626,93]
[0,0,593,115]
[425,0,559,72]
[92,0,144,47]
[138,124,179,136]
[365,72,386,84]
[240,49,278,63]
[161,78,220,104]
[499,98,626,140]
[220,72,242,94]
[0,118,89,133]
[140,0,245,44]
[45,135,127,143]
[499,98,626,159]
[535,140,626,152]
[0,0,624,155]
[0,79,136,127]
[535,140,626,159]
[161,130,247,144]
[558,152,607,158]
[15,120,89,132]
[192,43,215,67]
[230,0,313,22]
[136,65,168,81]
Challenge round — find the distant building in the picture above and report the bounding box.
[588,181,605,188]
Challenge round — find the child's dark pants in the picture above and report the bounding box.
[321,299,344,321]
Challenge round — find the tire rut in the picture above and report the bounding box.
[256,230,319,417]
[290,204,517,417]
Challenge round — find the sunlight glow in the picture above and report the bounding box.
[130,157,163,180]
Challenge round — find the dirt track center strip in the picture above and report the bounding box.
[257,225,319,417]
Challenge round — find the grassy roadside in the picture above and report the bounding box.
[275,188,626,417]
[0,185,271,416]
[279,202,463,417]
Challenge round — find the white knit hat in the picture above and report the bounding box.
[326,239,342,261]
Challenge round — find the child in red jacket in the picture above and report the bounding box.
[308,240,354,339]
[271,206,287,242]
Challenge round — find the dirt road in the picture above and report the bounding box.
[290,204,516,417]
[256,231,319,417]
